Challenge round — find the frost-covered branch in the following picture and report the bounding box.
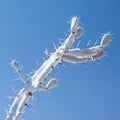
[1,17,111,120]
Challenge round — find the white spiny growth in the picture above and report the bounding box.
[1,17,111,120]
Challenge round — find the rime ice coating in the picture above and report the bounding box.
[3,16,110,120]
[65,33,111,58]
[4,16,80,120]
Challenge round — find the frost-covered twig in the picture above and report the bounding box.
[1,17,111,120]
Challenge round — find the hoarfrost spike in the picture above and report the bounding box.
[76,40,81,48]
[87,40,91,48]
[44,48,51,57]
[93,39,98,46]
[5,109,10,116]
[51,66,57,74]
[25,103,30,109]
[10,86,17,94]
[7,96,16,99]
[53,43,57,50]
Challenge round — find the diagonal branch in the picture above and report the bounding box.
[2,17,111,120]
[4,17,83,120]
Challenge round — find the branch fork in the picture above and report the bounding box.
[2,17,111,120]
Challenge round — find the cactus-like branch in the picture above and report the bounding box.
[1,17,110,120]
[2,17,83,120]
[65,33,111,58]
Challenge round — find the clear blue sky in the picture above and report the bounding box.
[0,0,120,120]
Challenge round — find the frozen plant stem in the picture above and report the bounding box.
[2,17,111,120]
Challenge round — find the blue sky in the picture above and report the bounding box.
[0,0,120,120]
